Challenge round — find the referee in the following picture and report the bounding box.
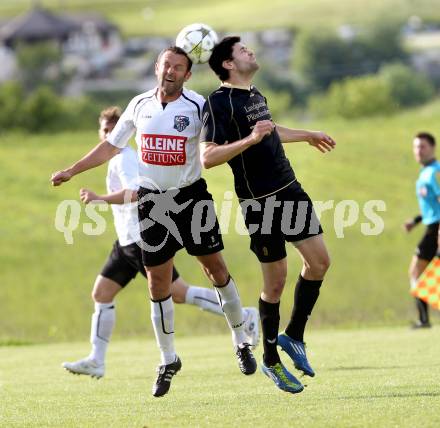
[404,132,440,328]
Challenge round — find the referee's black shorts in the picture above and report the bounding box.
[240,181,323,263]
[415,222,439,261]
[100,240,179,286]
[137,178,224,267]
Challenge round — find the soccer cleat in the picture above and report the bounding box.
[235,343,257,375]
[62,358,105,379]
[411,320,432,329]
[261,361,304,394]
[243,307,260,349]
[277,333,315,377]
[152,356,182,397]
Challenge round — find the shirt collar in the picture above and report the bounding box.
[221,82,252,91]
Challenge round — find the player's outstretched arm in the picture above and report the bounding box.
[275,125,336,153]
[403,215,422,232]
[51,141,120,186]
[79,188,137,205]
[201,120,274,168]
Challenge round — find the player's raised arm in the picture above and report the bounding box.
[275,125,336,153]
[51,141,120,186]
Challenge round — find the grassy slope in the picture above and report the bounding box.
[1,328,440,427]
[1,0,440,37]
[2,100,440,342]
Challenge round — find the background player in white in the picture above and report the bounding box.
[51,47,257,397]
[61,106,259,379]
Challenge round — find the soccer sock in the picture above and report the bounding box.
[214,277,247,346]
[285,275,322,343]
[151,295,176,365]
[185,286,223,315]
[259,298,281,366]
[415,298,429,324]
[89,301,115,365]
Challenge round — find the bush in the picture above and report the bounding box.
[379,63,435,108]
[0,81,24,130]
[20,86,65,132]
[294,18,407,92]
[309,75,397,119]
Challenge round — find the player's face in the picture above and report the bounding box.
[413,137,435,164]
[155,51,191,97]
[98,119,116,143]
[228,42,259,75]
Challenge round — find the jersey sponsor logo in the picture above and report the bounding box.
[173,115,190,132]
[140,134,187,166]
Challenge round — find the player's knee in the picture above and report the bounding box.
[92,288,108,303]
[306,255,330,278]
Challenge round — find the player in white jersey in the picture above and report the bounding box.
[61,107,259,379]
[51,47,257,397]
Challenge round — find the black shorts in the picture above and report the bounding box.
[137,178,224,267]
[415,222,439,261]
[240,181,323,263]
[100,240,180,287]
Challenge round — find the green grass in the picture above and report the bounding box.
[1,328,440,427]
[2,100,440,343]
[1,0,440,37]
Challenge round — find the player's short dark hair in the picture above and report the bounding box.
[158,46,193,71]
[99,106,121,124]
[209,36,241,82]
[416,132,436,147]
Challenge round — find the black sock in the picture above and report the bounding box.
[415,298,429,324]
[259,298,281,366]
[285,275,322,342]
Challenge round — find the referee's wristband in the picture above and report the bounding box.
[413,215,422,225]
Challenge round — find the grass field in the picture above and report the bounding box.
[2,100,440,343]
[1,0,440,37]
[1,327,440,427]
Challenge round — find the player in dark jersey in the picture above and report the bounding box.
[200,36,335,394]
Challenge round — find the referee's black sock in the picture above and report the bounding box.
[259,298,281,367]
[285,275,322,342]
[415,298,430,324]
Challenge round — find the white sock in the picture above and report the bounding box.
[185,286,224,315]
[215,277,247,346]
[89,302,115,365]
[151,296,176,365]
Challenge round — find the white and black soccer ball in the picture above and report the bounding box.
[175,23,218,64]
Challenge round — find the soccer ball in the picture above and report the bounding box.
[175,23,218,64]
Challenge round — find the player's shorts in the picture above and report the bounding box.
[415,222,439,261]
[240,181,323,263]
[100,240,180,287]
[137,178,224,267]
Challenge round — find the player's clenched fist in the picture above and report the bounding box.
[249,120,274,145]
[51,170,73,186]
[79,188,99,204]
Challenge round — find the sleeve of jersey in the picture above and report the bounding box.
[106,100,136,149]
[199,96,229,146]
[430,171,440,198]
[117,149,140,191]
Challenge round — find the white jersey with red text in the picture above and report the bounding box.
[107,87,205,191]
[106,146,140,246]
